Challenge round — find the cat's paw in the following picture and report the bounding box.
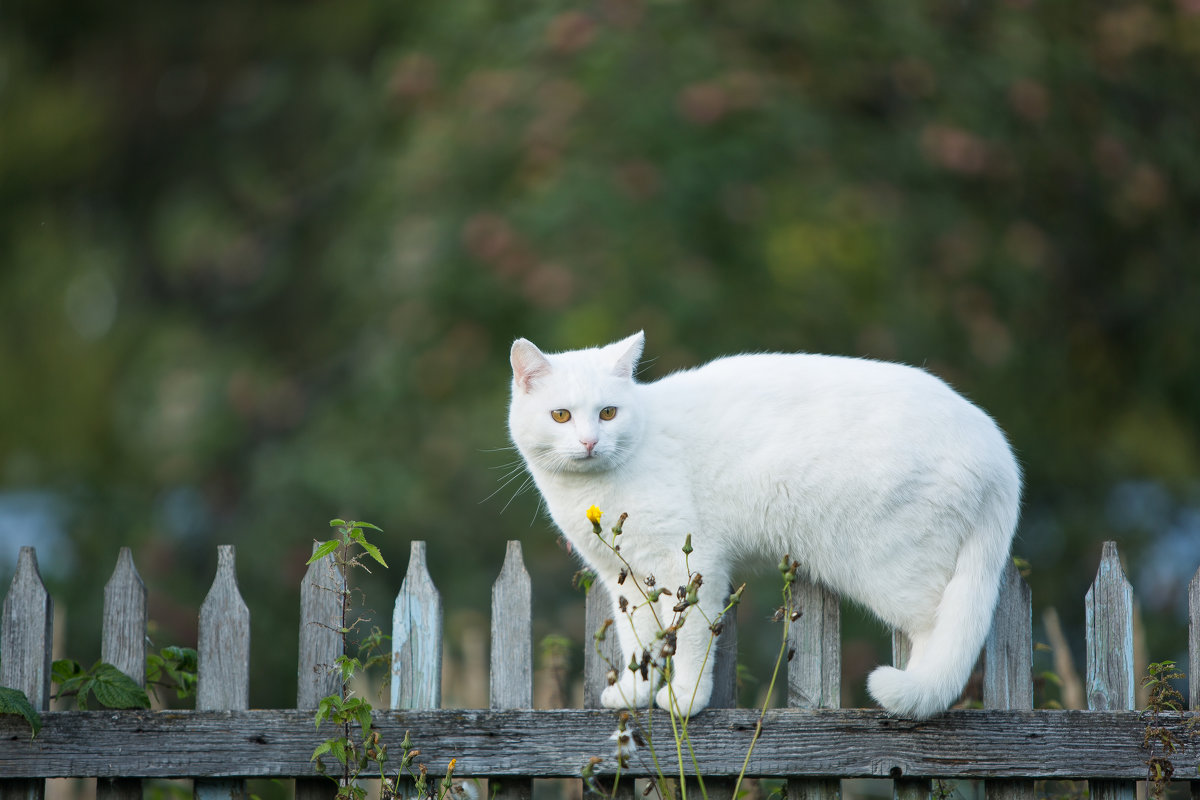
[600,671,656,709]
[654,680,711,718]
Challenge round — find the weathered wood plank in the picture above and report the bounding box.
[491,541,532,710]
[0,708,1195,780]
[1190,565,1199,800]
[296,543,344,800]
[583,582,633,800]
[391,541,442,710]
[1,547,53,800]
[196,545,251,800]
[489,541,532,800]
[583,581,620,710]
[1085,541,1135,800]
[984,561,1034,800]
[892,631,931,800]
[98,548,148,800]
[789,577,841,800]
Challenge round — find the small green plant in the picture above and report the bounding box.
[308,518,461,800]
[0,644,198,738]
[1140,659,1190,800]
[581,506,795,800]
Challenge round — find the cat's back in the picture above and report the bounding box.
[641,350,1009,465]
[646,351,951,413]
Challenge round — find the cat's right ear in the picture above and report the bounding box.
[611,330,645,380]
[511,338,551,394]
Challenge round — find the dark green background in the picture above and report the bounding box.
[2,0,1197,711]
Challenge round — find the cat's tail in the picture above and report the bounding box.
[866,491,1019,719]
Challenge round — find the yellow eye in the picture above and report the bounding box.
[550,409,572,423]
[599,406,618,421]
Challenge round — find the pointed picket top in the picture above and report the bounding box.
[788,577,841,710]
[197,545,250,711]
[984,559,1033,711]
[1189,564,1199,711]
[391,541,442,710]
[101,548,148,686]
[1085,541,1134,712]
[297,541,345,709]
[1,547,53,710]
[490,540,532,710]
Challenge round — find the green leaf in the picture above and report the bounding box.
[0,686,42,738]
[357,539,388,568]
[353,521,382,532]
[329,519,347,528]
[307,540,340,565]
[52,659,84,685]
[311,740,334,762]
[89,663,151,709]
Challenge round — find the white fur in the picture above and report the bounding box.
[508,331,1021,718]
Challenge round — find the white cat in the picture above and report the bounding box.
[508,331,1021,718]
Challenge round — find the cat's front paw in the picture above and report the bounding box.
[654,678,712,718]
[600,670,657,709]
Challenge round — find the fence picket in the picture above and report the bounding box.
[583,583,634,799]
[788,577,841,800]
[984,560,1035,800]
[1189,565,1199,800]
[1085,541,1135,800]
[891,631,932,800]
[489,541,533,800]
[195,545,251,800]
[391,541,442,710]
[1,547,52,800]
[296,544,344,800]
[98,548,148,800]
[390,541,444,796]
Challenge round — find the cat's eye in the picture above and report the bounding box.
[599,406,618,421]
[550,409,572,423]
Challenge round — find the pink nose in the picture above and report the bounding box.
[581,439,597,454]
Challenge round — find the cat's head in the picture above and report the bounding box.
[508,332,645,475]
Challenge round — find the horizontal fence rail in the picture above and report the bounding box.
[1,708,1199,781]
[1,537,1198,796]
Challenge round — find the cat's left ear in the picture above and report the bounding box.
[511,338,552,394]
[609,331,644,380]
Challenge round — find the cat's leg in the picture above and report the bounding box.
[599,578,666,709]
[653,559,731,717]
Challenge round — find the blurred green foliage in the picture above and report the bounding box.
[2,0,1198,709]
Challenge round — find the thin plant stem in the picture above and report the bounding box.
[730,584,792,800]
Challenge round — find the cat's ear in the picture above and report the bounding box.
[511,338,552,394]
[610,331,644,380]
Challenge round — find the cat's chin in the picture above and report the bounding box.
[560,454,617,473]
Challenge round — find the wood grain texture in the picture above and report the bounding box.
[1190,565,1199,800]
[1,547,52,800]
[789,577,841,800]
[1085,542,1135,800]
[0,708,1194,780]
[891,632,931,800]
[490,541,532,710]
[391,541,442,710]
[489,541,533,800]
[984,561,1035,800]
[101,548,147,687]
[196,545,251,800]
[296,544,344,800]
[198,546,251,712]
[97,548,148,800]
[583,582,634,800]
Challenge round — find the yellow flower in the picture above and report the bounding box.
[586,505,603,524]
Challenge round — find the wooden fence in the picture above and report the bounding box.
[2,539,1199,800]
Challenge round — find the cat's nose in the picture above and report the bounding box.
[581,438,597,455]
